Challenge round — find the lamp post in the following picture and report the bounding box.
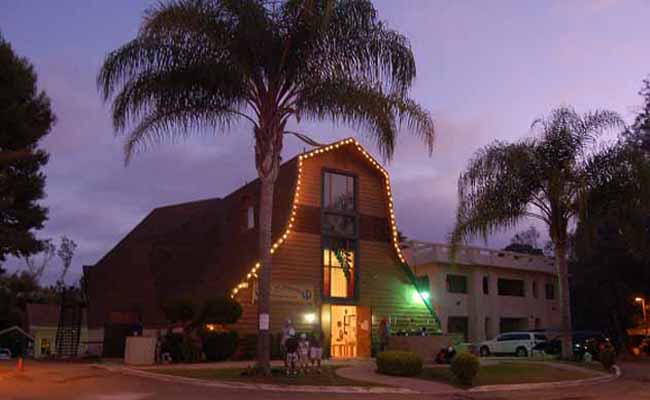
[635,297,648,338]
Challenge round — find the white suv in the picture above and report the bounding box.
[478,332,547,357]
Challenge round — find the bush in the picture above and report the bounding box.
[599,348,616,372]
[376,351,423,376]
[161,333,185,362]
[202,331,239,361]
[181,336,202,362]
[450,352,480,386]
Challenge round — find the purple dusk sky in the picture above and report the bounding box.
[1,0,649,284]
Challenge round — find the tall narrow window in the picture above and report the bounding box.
[482,276,489,295]
[532,281,538,298]
[246,206,255,229]
[322,171,357,300]
[545,283,555,300]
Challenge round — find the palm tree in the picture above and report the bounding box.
[451,107,623,359]
[98,0,435,372]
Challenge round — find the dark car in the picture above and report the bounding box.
[533,331,610,359]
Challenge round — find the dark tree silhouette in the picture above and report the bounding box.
[0,35,54,265]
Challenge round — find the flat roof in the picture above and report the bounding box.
[402,241,556,275]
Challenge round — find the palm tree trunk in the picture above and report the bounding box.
[254,123,282,375]
[555,240,573,359]
[256,173,274,374]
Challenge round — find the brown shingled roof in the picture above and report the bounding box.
[85,157,298,328]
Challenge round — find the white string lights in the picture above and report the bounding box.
[230,138,406,299]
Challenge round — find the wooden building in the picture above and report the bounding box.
[86,138,440,358]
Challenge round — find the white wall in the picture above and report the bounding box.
[419,262,560,343]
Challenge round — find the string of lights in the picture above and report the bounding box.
[230,138,406,299]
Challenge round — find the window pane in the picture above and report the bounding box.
[497,278,525,297]
[324,172,355,211]
[446,274,467,294]
[330,267,348,297]
[323,239,355,298]
[482,276,489,295]
[323,213,356,236]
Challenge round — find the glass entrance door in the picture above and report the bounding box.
[330,305,358,358]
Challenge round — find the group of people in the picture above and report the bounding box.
[282,320,324,375]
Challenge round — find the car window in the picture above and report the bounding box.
[512,334,530,340]
[497,334,513,341]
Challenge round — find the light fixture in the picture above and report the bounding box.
[304,313,317,324]
[635,297,643,303]
[411,290,430,304]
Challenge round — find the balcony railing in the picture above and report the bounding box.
[402,241,555,274]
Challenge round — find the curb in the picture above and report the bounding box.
[95,364,417,394]
[468,364,621,393]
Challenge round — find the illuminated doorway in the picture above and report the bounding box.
[329,305,371,358]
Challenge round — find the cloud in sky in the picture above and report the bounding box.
[1,0,649,283]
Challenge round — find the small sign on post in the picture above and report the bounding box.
[259,313,269,330]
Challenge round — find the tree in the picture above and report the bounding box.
[624,77,650,152]
[56,236,77,285]
[503,226,544,255]
[572,140,650,346]
[23,239,55,282]
[0,35,54,265]
[98,0,435,373]
[451,107,623,358]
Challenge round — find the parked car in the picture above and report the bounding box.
[533,331,610,359]
[479,331,548,357]
[0,348,12,360]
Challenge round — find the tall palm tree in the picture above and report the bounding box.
[451,107,623,359]
[98,0,435,372]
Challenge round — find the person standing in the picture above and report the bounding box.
[309,330,324,373]
[379,317,391,352]
[281,319,294,367]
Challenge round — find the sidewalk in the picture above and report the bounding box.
[126,357,362,370]
[335,360,459,394]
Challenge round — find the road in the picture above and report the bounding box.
[0,360,648,400]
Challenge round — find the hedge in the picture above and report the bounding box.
[376,351,423,376]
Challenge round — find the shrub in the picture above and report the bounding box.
[450,352,480,386]
[161,333,185,362]
[599,348,616,372]
[376,351,423,376]
[181,336,202,362]
[202,331,239,361]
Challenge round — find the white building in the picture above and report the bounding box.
[403,241,561,343]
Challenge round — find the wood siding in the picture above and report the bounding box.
[231,145,436,352]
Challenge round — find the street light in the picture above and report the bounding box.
[635,297,648,337]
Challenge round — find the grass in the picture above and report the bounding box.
[556,359,610,373]
[150,365,376,386]
[421,362,601,388]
